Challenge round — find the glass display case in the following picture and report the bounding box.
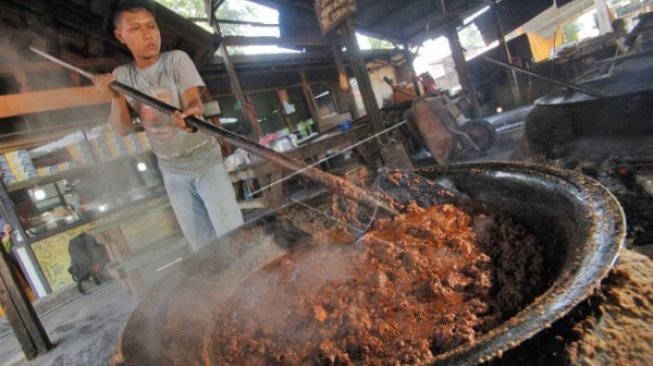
[2,125,165,241]
[8,152,164,240]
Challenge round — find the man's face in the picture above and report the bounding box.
[114,8,161,62]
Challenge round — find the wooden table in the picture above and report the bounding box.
[228,124,374,208]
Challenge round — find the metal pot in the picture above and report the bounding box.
[120,162,625,365]
[521,50,653,159]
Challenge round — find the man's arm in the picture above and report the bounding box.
[171,51,207,132]
[172,86,204,132]
[92,74,133,136]
[109,94,134,135]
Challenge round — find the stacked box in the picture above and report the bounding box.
[4,150,37,182]
[122,133,143,155]
[89,138,112,161]
[0,155,17,185]
[135,132,151,151]
[58,161,76,171]
[104,132,129,158]
[36,167,49,177]
[39,165,57,176]
[66,140,94,166]
[43,165,58,175]
[36,162,78,177]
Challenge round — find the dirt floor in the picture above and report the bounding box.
[0,237,187,366]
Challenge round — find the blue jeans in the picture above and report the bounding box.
[161,162,244,251]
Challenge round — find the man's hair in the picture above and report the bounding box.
[111,0,156,27]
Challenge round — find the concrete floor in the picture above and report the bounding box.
[0,237,189,366]
[0,123,526,366]
[0,282,137,366]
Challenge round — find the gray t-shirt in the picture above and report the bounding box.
[113,50,220,172]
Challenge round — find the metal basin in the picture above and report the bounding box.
[120,162,625,365]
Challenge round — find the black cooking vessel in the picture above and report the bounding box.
[119,162,625,365]
[522,50,653,157]
[417,162,625,365]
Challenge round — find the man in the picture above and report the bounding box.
[93,0,243,251]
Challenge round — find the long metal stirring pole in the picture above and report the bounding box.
[290,198,366,235]
[31,47,94,79]
[247,120,407,198]
[30,47,399,215]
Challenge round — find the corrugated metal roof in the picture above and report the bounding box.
[249,0,556,44]
[250,0,487,44]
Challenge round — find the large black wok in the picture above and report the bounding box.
[119,162,625,365]
[520,49,653,159]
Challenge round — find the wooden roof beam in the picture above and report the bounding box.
[0,56,129,76]
[0,86,109,119]
[221,35,331,47]
[214,19,279,27]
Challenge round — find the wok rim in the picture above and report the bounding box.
[416,161,626,365]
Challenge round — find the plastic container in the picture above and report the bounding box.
[338,120,353,132]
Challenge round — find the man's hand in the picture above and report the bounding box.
[92,74,119,98]
[172,103,204,133]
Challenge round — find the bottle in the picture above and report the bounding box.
[306,118,314,134]
[297,120,307,138]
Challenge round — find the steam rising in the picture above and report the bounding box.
[221,245,356,343]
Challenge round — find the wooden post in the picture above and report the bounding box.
[0,86,110,119]
[0,186,51,360]
[218,44,263,139]
[330,37,350,91]
[275,88,295,131]
[330,36,358,118]
[446,26,481,118]
[299,69,322,131]
[491,5,522,104]
[201,89,233,156]
[339,18,386,142]
[403,43,422,97]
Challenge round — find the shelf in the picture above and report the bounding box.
[7,150,154,192]
[25,192,168,245]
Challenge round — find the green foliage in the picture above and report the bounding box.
[564,22,582,42]
[366,36,393,50]
[155,0,261,35]
[156,0,206,18]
